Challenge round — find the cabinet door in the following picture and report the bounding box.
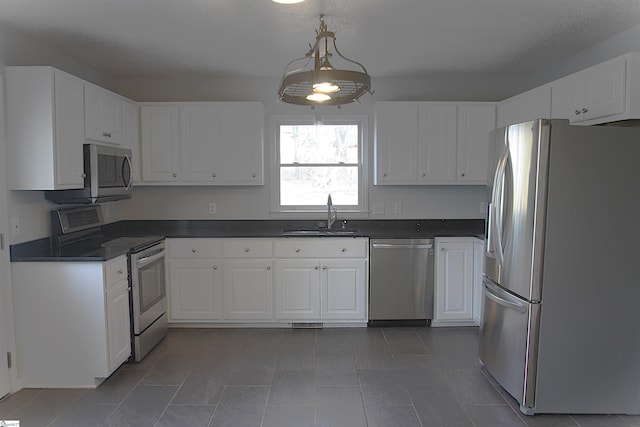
[321,259,367,321]
[274,260,320,320]
[418,104,457,183]
[180,104,218,182]
[216,103,264,185]
[141,105,180,181]
[122,100,141,183]
[106,280,131,371]
[434,239,474,323]
[551,73,585,123]
[53,70,86,187]
[169,259,222,320]
[584,56,626,121]
[456,105,495,184]
[85,84,123,145]
[223,260,273,320]
[374,102,418,184]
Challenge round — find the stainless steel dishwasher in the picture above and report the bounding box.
[369,239,434,326]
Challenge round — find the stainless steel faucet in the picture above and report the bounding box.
[327,194,337,229]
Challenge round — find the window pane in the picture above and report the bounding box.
[280,166,358,206]
[280,124,359,164]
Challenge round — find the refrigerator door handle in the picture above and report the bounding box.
[484,282,528,313]
[492,151,508,266]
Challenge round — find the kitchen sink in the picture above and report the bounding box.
[281,229,360,236]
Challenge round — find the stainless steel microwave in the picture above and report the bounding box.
[45,144,133,204]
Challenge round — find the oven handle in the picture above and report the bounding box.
[136,249,165,268]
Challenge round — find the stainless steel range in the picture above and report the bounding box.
[51,205,167,362]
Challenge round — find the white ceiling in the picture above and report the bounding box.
[1,0,639,80]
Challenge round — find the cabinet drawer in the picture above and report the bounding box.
[169,238,222,258]
[104,255,128,288]
[223,239,273,258]
[274,238,368,258]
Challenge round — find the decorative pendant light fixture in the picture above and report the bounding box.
[278,15,373,106]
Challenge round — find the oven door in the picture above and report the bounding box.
[131,244,166,334]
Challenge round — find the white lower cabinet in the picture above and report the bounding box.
[433,237,478,327]
[11,255,131,387]
[167,237,368,325]
[223,260,274,320]
[274,260,321,320]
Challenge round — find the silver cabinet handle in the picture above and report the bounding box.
[461,173,465,177]
[322,266,327,270]
[244,248,250,252]
[102,132,112,138]
[117,269,124,275]
[575,109,581,115]
[213,265,218,270]
[266,266,271,270]
[421,172,426,177]
[173,173,177,178]
[382,173,387,177]
[81,173,87,178]
[192,248,196,253]
[212,173,217,177]
[340,248,346,252]
[314,266,319,270]
[582,108,588,114]
[295,248,301,253]
[252,173,256,178]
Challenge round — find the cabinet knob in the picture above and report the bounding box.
[322,266,327,270]
[461,173,465,177]
[192,248,197,253]
[213,265,218,270]
[81,173,87,179]
[244,248,250,252]
[252,173,256,178]
[295,248,301,253]
[382,173,387,177]
[117,269,123,275]
[173,173,177,178]
[314,266,319,270]
[212,173,217,178]
[575,110,581,115]
[421,173,426,177]
[102,132,112,138]
[266,266,271,270]
[582,108,588,114]
[341,248,347,252]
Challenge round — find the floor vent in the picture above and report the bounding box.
[291,322,323,329]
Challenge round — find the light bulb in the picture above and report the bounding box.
[306,92,331,102]
[313,82,340,93]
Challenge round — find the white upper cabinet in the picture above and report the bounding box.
[375,102,495,185]
[456,105,496,184]
[84,83,124,145]
[497,84,552,128]
[141,105,181,182]
[551,53,640,125]
[141,102,264,185]
[122,99,141,183]
[6,66,86,190]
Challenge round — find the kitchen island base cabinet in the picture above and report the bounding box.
[12,256,130,388]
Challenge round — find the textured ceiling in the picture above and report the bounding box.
[0,0,639,79]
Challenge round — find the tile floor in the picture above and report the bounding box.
[0,326,638,427]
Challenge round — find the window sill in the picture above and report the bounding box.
[270,210,370,220]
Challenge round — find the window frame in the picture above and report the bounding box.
[270,114,369,215]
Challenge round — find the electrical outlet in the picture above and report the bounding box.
[11,217,20,236]
[371,202,385,215]
[209,203,216,215]
[394,202,402,214]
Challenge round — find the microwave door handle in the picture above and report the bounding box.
[123,155,133,190]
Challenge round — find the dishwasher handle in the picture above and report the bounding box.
[371,243,433,250]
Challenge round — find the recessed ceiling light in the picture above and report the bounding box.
[272,0,304,4]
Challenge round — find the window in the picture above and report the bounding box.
[274,115,367,212]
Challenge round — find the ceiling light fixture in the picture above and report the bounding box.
[279,14,373,107]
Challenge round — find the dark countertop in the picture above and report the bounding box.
[11,219,484,262]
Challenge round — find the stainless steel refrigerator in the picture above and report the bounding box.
[480,119,640,415]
